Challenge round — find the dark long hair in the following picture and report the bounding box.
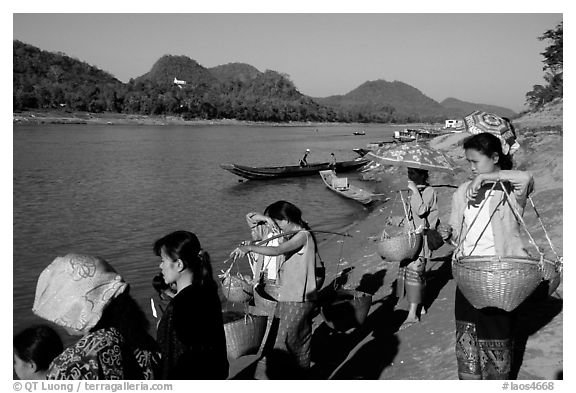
[463,132,513,170]
[153,230,216,290]
[264,200,317,251]
[91,288,158,353]
[407,167,429,186]
[13,325,64,371]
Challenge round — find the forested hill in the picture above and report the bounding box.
[440,97,517,118]
[209,63,261,84]
[13,40,516,123]
[13,40,124,112]
[316,80,450,123]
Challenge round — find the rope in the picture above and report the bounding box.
[454,180,561,268]
[398,189,416,232]
[453,181,498,258]
[528,196,561,261]
[332,238,347,290]
[497,183,544,262]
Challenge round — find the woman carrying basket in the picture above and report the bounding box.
[231,200,318,378]
[396,167,440,328]
[447,132,533,380]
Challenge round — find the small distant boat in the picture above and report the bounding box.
[221,159,369,180]
[319,170,381,205]
[353,131,366,136]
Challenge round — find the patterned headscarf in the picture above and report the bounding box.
[32,254,127,334]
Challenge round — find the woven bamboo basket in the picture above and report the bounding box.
[252,283,280,316]
[223,312,268,360]
[221,275,253,303]
[452,256,543,312]
[377,231,423,262]
[319,288,372,332]
[541,258,562,295]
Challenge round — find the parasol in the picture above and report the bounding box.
[463,110,520,155]
[365,142,455,173]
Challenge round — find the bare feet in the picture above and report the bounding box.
[399,316,419,330]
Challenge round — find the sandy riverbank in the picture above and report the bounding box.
[229,101,563,379]
[13,110,441,129]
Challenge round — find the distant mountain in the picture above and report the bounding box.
[136,55,220,89]
[315,80,449,122]
[13,40,517,123]
[209,62,261,84]
[440,97,517,119]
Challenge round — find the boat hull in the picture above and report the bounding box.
[221,159,368,180]
[319,170,378,205]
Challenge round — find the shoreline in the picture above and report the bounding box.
[230,116,563,379]
[13,110,441,128]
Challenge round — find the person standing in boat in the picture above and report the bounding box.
[329,152,337,171]
[446,132,533,380]
[396,167,439,329]
[231,201,318,378]
[153,231,229,379]
[299,149,310,167]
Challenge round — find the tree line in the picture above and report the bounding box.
[525,22,563,110]
[14,20,563,123]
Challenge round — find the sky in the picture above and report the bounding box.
[11,11,563,113]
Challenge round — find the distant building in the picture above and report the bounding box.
[445,119,464,129]
[173,77,187,88]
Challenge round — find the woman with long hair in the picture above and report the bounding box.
[231,200,318,378]
[153,230,229,379]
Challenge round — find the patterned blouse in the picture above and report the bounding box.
[46,327,160,380]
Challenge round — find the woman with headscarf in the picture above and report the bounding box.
[33,254,160,379]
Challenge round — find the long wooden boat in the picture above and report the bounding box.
[319,170,381,205]
[220,159,368,180]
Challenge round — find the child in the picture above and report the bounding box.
[396,167,439,328]
[13,325,63,380]
[448,132,533,380]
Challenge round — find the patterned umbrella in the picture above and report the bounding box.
[365,142,455,173]
[463,110,520,155]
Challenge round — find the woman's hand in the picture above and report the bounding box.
[437,223,453,241]
[407,180,418,193]
[466,174,485,200]
[230,245,251,261]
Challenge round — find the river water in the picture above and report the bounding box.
[13,123,399,337]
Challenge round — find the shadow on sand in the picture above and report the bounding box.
[511,282,563,379]
[311,267,410,379]
[233,257,457,380]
